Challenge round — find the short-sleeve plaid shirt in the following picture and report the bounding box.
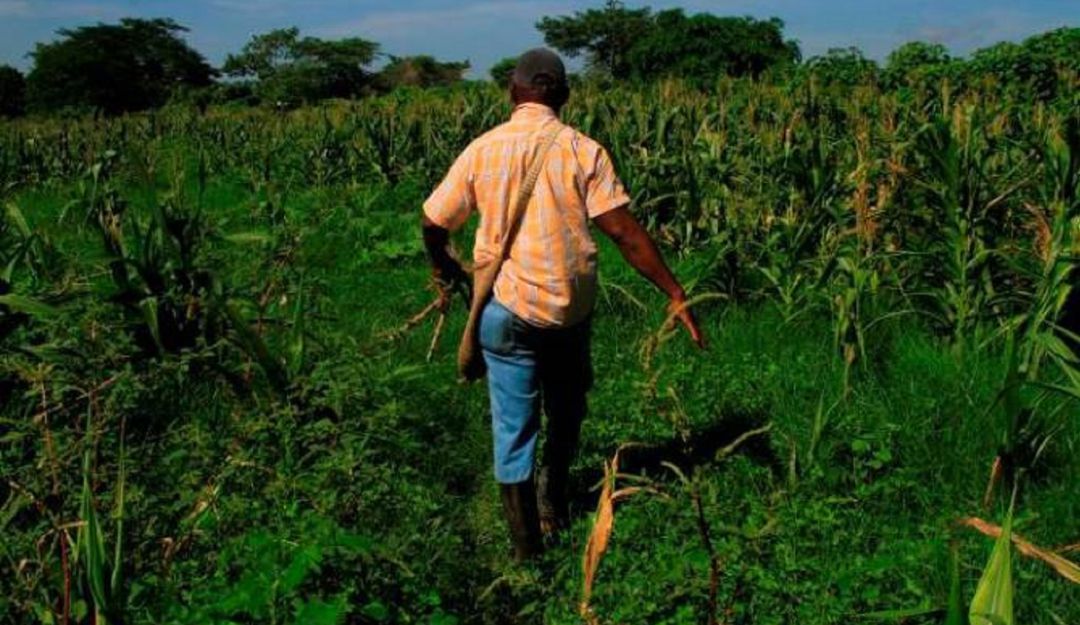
[423,102,630,328]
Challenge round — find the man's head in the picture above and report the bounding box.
[510,48,569,111]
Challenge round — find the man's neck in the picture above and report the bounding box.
[512,101,559,117]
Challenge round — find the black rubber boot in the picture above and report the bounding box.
[536,464,569,536]
[536,406,582,536]
[499,478,544,562]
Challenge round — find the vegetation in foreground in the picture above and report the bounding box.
[2,73,1079,624]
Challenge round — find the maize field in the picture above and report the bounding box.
[1,78,1078,624]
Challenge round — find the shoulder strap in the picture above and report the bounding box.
[497,121,563,260]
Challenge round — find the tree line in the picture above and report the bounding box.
[0,1,1077,118]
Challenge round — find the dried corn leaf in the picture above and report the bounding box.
[580,452,618,623]
[961,517,1080,584]
[578,448,657,623]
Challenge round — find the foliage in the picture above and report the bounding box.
[0,65,26,118]
[170,512,371,625]
[222,27,380,107]
[969,509,1015,625]
[960,28,1080,100]
[26,18,214,115]
[802,47,879,87]
[967,41,1056,98]
[1022,26,1080,77]
[882,41,953,88]
[536,0,653,79]
[489,56,518,85]
[375,55,470,91]
[7,17,1080,118]
[538,1,798,82]
[626,11,799,82]
[75,407,127,625]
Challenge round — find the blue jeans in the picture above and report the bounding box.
[479,298,592,484]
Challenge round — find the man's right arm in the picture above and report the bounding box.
[593,207,705,348]
[422,215,468,289]
[422,148,475,308]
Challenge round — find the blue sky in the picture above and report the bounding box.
[1,1,1078,78]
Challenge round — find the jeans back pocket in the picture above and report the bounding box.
[479,299,515,355]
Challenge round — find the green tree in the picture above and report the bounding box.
[626,10,799,82]
[963,27,1080,99]
[26,18,213,115]
[1022,26,1080,75]
[0,65,26,118]
[803,47,879,87]
[375,55,469,91]
[965,41,1055,98]
[536,0,652,79]
[489,57,518,85]
[223,27,379,106]
[883,41,952,87]
[538,2,797,82]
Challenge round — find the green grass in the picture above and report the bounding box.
[2,173,1078,625]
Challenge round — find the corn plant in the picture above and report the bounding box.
[81,154,290,391]
[73,407,126,625]
[984,117,1080,497]
[0,202,60,393]
[910,108,1003,353]
[987,214,1080,496]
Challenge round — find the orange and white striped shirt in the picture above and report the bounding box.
[423,102,630,328]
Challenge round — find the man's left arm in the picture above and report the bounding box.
[593,207,705,348]
[584,143,704,348]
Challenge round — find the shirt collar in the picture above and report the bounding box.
[512,102,557,120]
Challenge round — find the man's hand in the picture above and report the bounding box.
[594,207,706,349]
[667,295,705,349]
[424,215,470,311]
[433,258,468,311]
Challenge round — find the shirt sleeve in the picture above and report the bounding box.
[584,143,631,219]
[423,147,476,231]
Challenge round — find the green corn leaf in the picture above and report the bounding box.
[1032,330,1079,365]
[287,273,305,377]
[110,420,126,608]
[281,544,322,593]
[140,297,164,353]
[5,202,32,238]
[945,540,965,625]
[0,294,59,318]
[855,605,941,620]
[222,231,273,245]
[969,510,1014,625]
[79,409,110,624]
[294,596,347,625]
[2,236,36,283]
[1030,381,1080,402]
[220,297,289,393]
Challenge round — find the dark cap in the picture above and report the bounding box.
[512,48,567,89]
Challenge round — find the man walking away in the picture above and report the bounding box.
[422,48,703,562]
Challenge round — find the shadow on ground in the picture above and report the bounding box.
[566,408,778,520]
